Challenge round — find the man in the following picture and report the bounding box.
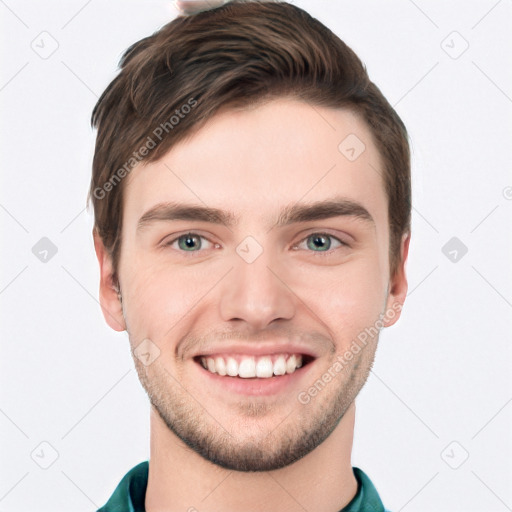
[89,1,410,510]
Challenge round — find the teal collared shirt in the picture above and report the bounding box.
[97,461,391,512]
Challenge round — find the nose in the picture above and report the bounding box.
[218,246,296,330]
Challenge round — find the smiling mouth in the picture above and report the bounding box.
[194,353,315,379]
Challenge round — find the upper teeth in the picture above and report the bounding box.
[200,354,303,378]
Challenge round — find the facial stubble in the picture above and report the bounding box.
[130,335,378,472]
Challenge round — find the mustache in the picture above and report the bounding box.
[177,326,333,359]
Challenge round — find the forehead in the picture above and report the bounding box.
[123,98,387,230]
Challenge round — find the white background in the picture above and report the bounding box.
[1,1,511,511]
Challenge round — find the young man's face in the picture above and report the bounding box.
[95,98,409,472]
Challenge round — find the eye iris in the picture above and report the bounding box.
[307,234,331,251]
[178,234,201,251]
[175,234,334,252]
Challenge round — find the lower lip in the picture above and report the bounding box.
[194,359,315,397]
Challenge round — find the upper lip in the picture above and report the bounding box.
[193,342,319,360]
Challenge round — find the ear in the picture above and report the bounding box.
[383,232,411,328]
[93,229,126,332]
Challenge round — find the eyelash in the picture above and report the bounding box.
[162,232,349,256]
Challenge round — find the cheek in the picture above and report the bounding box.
[121,260,220,340]
[298,259,385,347]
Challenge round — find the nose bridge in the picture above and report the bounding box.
[218,236,295,329]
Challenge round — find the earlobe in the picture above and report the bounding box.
[383,232,411,328]
[93,229,126,332]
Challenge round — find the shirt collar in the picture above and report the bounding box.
[97,462,387,512]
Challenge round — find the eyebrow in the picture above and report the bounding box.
[136,197,375,233]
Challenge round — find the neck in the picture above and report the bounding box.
[145,402,358,512]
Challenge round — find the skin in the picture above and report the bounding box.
[94,97,410,511]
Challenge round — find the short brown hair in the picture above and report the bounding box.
[87,0,411,285]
